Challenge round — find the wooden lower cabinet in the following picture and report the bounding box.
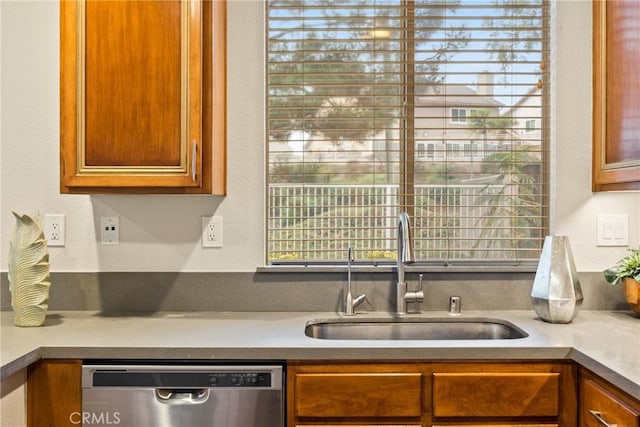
[24,359,640,427]
[27,359,82,427]
[579,367,640,427]
[288,361,577,427]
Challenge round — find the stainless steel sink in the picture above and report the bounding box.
[305,317,528,340]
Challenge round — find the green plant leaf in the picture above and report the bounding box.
[603,268,621,285]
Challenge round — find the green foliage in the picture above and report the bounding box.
[468,109,517,141]
[472,148,543,258]
[268,204,396,261]
[270,163,326,184]
[362,250,396,260]
[416,163,463,185]
[603,248,640,285]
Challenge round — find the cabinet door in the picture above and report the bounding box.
[294,373,422,418]
[288,363,424,426]
[580,375,640,427]
[432,372,560,418]
[592,0,640,191]
[60,0,226,194]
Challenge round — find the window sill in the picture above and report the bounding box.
[257,263,538,274]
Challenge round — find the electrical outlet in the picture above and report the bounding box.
[101,216,120,245]
[202,216,223,247]
[44,214,65,247]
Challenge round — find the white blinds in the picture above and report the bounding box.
[266,0,549,264]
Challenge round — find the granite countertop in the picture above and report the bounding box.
[1,310,638,399]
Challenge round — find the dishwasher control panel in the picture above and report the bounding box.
[85,366,282,388]
[209,372,271,387]
[88,367,277,388]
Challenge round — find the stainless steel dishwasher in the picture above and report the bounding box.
[81,363,284,427]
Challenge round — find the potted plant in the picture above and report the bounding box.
[603,248,640,314]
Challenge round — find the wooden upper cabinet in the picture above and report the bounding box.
[60,0,226,194]
[592,0,640,191]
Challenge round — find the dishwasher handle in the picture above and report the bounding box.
[155,388,210,404]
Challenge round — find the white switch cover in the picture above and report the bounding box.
[596,214,629,247]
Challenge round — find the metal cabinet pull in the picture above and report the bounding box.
[192,140,197,181]
[589,410,618,427]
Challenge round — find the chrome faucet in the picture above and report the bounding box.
[345,245,366,316]
[396,212,424,314]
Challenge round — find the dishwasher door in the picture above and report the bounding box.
[81,364,284,427]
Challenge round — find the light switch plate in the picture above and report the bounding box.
[596,214,629,247]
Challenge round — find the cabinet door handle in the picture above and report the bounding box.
[589,410,618,427]
[192,140,197,181]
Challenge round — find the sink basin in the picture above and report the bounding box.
[305,317,528,340]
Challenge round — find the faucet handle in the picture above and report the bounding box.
[405,274,425,305]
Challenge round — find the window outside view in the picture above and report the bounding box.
[266,0,549,264]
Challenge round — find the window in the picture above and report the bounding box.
[526,119,537,131]
[451,108,467,123]
[267,0,549,265]
[426,142,435,159]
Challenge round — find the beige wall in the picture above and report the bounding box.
[0,369,26,427]
[1,0,638,273]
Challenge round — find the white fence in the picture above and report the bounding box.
[267,183,524,261]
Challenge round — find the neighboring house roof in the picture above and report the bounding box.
[417,85,504,108]
[501,85,541,117]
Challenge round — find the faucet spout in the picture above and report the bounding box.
[397,212,415,286]
[396,212,422,314]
